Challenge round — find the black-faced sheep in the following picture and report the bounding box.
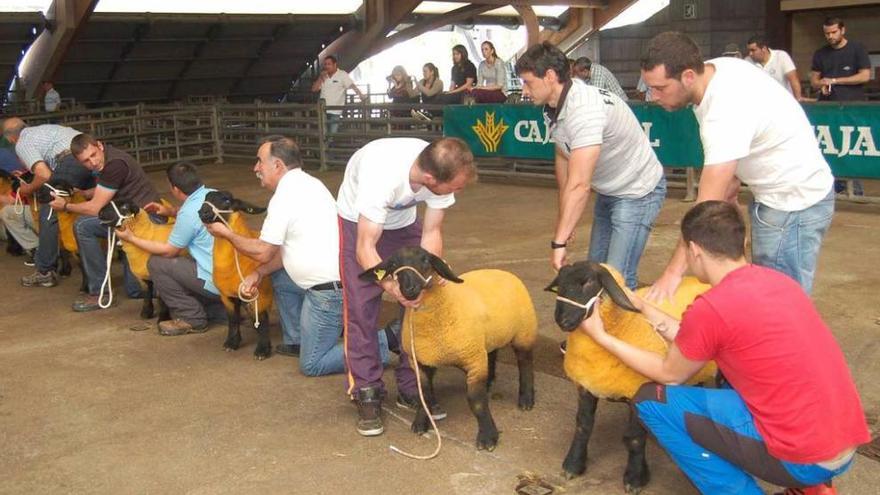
[98,200,175,319]
[198,190,274,360]
[30,177,87,289]
[360,246,537,451]
[546,262,717,493]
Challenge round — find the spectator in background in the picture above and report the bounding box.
[747,35,803,100]
[386,66,418,127]
[721,43,743,58]
[636,76,653,101]
[412,63,443,121]
[42,81,61,112]
[472,41,508,103]
[438,45,476,104]
[572,57,629,101]
[311,55,368,138]
[811,17,871,196]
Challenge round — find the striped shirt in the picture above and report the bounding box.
[545,79,662,198]
[586,63,628,101]
[15,124,81,171]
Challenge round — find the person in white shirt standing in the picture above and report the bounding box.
[42,81,61,112]
[205,135,368,376]
[641,31,834,301]
[746,35,803,100]
[310,55,367,139]
[336,137,476,437]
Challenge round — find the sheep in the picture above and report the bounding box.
[33,179,88,290]
[197,190,274,360]
[359,246,537,451]
[98,200,176,319]
[545,261,717,493]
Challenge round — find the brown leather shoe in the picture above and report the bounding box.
[158,319,208,336]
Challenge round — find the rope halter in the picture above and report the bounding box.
[391,265,433,286]
[98,201,136,309]
[556,288,604,320]
[43,183,71,221]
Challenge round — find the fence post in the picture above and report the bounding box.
[212,104,224,164]
[317,99,327,171]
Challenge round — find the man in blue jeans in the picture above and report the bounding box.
[206,135,390,374]
[641,32,835,301]
[516,42,666,353]
[579,201,868,495]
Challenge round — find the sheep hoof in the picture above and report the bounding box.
[475,430,498,451]
[224,347,234,353]
[563,470,577,481]
[624,484,643,494]
[517,394,535,411]
[223,337,241,351]
[140,308,154,319]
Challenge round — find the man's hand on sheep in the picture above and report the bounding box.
[241,271,261,298]
[551,246,569,271]
[578,307,608,342]
[379,278,423,308]
[144,201,176,217]
[48,193,67,211]
[204,221,232,239]
[645,271,682,304]
[114,225,133,241]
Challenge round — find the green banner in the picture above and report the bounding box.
[443,102,880,178]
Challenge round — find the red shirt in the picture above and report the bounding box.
[676,264,870,463]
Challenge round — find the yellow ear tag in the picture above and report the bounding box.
[374,269,386,280]
[549,286,558,293]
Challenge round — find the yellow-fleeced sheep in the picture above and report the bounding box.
[98,200,176,319]
[198,190,274,361]
[546,262,717,493]
[360,246,537,451]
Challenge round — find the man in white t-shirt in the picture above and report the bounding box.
[516,42,666,291]
[337,137,476,437]
[746,35,803,99]
[641,31,834,300]
[42,81,61,112]
[310,55,367,137]
[204,135,388,376]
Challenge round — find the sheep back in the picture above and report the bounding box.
[563,267,717,399]
[402,269,537,370]
[121,209,176,281]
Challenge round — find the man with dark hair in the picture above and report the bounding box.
[50,133,160,311]
[641,31,834,300]
[311,55,367,137]
[2,117,94,288]
[577,200,868,495]
[515,42,665,289]
[571,56,628,101]
[114,162,223,335]
[746,35,803,99]
[205,135,362,375]
[811,18,871,102]
[336,137,476,436]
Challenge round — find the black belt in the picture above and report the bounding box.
[311,281,343,291]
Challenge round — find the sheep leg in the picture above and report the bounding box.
[513,347,534,410]
[57,249,72,277]
[410,365,438,434]
[465,361,498,451]
[487,350,498,389]
[622,404,650,494]
[222,298,242,352]
[156,296,171,322]
[562,386,599,479]
[140,280,155,319]
[77,257,89,294]
[252,309,271,361]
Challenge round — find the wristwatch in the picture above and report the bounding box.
[550,240,567,249]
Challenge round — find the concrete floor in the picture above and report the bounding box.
[1,163,879,494]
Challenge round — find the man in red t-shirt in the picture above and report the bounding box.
[577,201,869,494]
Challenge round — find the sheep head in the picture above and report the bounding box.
[358,246,464,301]
[545,261,639,332]
[198,190,266,224]
[10,170,35,194]
[98,200,139,227]
[33,178,74,204]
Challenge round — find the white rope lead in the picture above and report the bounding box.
[13,189,23,215]
[98,201,133,309]
[390,308,442,460]
[204,201,260,328]
[44,184,70,221]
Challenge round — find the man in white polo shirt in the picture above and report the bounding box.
[205,135,381,376]
[641,31,834,300]
[337,137,476,437]
[746,35,803,100]
[311,55,367,138]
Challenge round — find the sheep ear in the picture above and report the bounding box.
[358,259,395,282]
[231,199,267,215]
[597,265,639,313]
[428,254,463,283]
[544,275,559,293]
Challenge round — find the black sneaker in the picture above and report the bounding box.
[397,392,447,420]
[355,387,384,436]
[23,249,35,267]
[275,344,301,357]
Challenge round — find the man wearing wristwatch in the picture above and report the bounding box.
[515,42,666,289]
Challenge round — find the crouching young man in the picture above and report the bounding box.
[114,162,224,335]
[577,201,869,495]
[206,135,363,376]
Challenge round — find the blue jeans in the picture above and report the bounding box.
[750,188,834,295]
[634,384,854,494]
[325,113,340,138]
[74,215,143,297]
[588,177,666,289]
[271,270,390,377]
